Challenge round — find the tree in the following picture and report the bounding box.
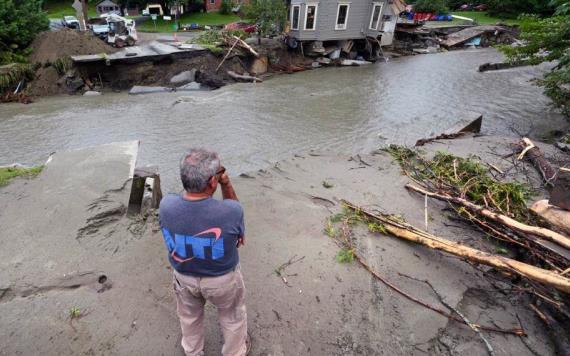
[244,0,286,44]
[0,0,49,64]
[500,2,570,117]
[486,0,554,19]
[413,0,448,13]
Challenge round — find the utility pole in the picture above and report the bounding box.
[72,0,87,30]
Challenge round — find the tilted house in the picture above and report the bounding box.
[287,0,405,48]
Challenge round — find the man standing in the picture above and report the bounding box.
[159,148,249,356]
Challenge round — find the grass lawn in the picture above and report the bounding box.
[450,11,521,25]
[43,0,97,19]
[137,12,241,32]
[0,166,43,187]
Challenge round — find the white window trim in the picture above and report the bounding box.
[291,5,300,30]
[304,3,318,31]
[335,3,350,31]
[369,2,383,31]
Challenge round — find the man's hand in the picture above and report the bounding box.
[219,169,239,201]
[237,235,245,248]
[219,172,230,186]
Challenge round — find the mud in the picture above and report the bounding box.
[0,135,563,355]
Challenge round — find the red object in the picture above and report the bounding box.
[224,22,256,33]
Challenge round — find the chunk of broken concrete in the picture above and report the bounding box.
[170,69,197,85]
[316,57,331,65]
[83,91,101,96]
[129,86,173,95]
[176,82,201,91]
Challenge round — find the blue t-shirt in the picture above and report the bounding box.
[159,194,245,277]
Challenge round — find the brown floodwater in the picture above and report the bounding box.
[0,48,566,190]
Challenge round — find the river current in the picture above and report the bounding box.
[0,48,566,190]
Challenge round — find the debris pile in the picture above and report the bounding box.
[391,24,518,55]
[327,138,570,354]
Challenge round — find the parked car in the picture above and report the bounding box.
[62,15,80,29]
[474,4,488,11]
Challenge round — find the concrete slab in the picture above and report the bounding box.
[71,41,206,64]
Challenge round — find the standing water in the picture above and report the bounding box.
[0,49,565,190]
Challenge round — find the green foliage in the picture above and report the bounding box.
[69,306,81,319]
[0,0,49,65]
[42,0,96,18]
[0,63,35,90]
[0,165,43,187]
[243,0,286,38]
[386,146,534,222]
[52,57,73,75]
[192,29,247,54]
[413,0,448,14]
[496,247,509,255]
[367,222,388,234]
[323,218,337,238]
[499,11,570,117]
[138,12,240,33]
[486,0,554,18]
[220,0,233,15]
[552,0,570,14]
[336,248,354,263]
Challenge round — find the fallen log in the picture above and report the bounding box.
[232,36,259,57]
[406,184,570,251]
[335,217,525,336]
[216,38,239,73]
[515,137,557,187]
[227,70,262,83]
[531,199,570,236]
[343,200,570,294]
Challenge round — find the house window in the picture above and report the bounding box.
[291,5,300,30]
[304,4,317,30]
[335,3,350,30]
[369,3,383,30]
[210,0,215,4]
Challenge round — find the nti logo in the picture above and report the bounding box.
[162,228,224,262]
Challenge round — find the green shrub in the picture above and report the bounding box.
[220,0,233,15]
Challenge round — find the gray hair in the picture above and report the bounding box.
[180,148,221,193]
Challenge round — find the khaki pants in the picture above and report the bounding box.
[173,268,247,356]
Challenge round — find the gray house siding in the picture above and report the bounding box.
[288,0,387,42]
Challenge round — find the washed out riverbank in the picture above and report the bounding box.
[1,49,568,192]
[0,133,568,354]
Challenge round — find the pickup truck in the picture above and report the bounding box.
[62,16,80,29]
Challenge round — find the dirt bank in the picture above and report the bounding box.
[0,134,565,355]
[29,29,118,65]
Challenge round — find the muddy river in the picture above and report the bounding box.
[0,48,566,190]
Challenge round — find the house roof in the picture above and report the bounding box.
[96,0,118,6]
